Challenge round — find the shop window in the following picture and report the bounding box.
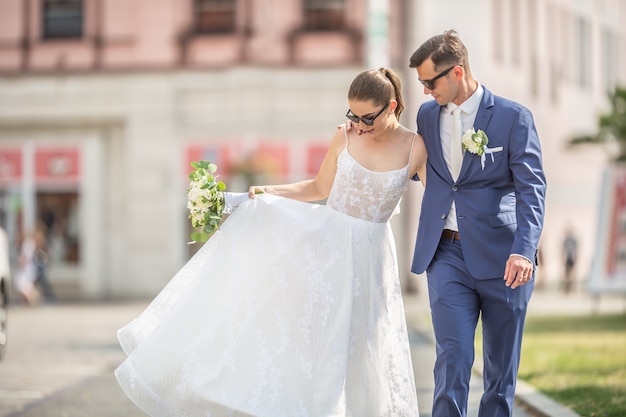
[196,0,236,34]
[42,0,84,39]
[303,0,346,31]
[37,192,80,264]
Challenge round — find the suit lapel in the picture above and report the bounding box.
[458,88,494,179]
[474,88,494,133]
[424,104,451,181]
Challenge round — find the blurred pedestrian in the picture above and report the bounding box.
[15,225,55,305]
[0,221,10,293]
[0,221,11,360]
[562,225,578,294]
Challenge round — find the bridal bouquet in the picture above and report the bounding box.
[187,161,227,243]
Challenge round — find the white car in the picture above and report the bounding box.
[0,226,10,360]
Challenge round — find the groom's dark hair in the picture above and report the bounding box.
[409,29,470,73]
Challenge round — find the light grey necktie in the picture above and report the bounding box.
[450,106,463,181]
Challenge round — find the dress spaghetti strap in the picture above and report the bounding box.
[407,134,417,179]
[342,122,350,150]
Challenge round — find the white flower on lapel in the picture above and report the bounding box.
[461,128,504,170]
[461,128,489,155]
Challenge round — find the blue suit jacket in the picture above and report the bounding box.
[411,87,547,279]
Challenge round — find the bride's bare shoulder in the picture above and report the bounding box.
[398,124,418,141]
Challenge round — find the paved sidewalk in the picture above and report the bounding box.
[404,284,626,417]
[1,288,622,417]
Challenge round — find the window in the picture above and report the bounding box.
[575,15,591,89]
[560,8,571,82]
[42,0,83,39]
[303,0,346,31]
[196,0,236,34]
[492,0,503,62]
[546,3,560,102]
[527,0,538,98]
[510,0,521,65]
[602,28,617,94]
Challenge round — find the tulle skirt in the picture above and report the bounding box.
[115,194,418,417]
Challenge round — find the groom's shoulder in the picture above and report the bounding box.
[418,99,441,115]
[486,87,532,114]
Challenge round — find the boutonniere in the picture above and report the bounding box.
[461,128,503,169]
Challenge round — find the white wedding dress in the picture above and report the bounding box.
[115,132,419,417]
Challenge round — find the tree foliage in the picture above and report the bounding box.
[569,86,626,163]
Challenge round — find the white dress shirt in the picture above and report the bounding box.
[442,84,484,232]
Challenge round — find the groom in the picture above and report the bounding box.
[409,30,546,417]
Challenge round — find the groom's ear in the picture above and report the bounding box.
[453,65,464,81]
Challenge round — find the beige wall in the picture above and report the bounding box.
[402,0,626,292]
[0,0,624,299]
[0,0,409,71]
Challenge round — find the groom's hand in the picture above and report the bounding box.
[504,255,534,289]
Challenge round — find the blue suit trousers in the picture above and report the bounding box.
[426,237,534,417]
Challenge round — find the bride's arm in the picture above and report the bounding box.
[248,128,345,202]
[410,133,428,187]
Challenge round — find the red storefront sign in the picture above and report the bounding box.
[185,145,231,176]
[185,143,290,179]
[255,143,289,177]
[35,147,81,185]
[307,144,328,176]
[0,148,23,186]
[185,141,327,182]
[606,167,626,277]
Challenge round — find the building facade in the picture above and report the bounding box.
[0,0,623,300]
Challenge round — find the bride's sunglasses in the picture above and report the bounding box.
[345,103,389,126]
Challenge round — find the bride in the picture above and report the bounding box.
[115,67,427,417]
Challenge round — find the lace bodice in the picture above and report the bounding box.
[327,147,410,223]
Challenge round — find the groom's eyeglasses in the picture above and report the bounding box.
[419,65,461,90]
[345,103,389,126]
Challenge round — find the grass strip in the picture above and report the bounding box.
[518,314,626,417]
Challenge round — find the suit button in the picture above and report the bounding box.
[441,213,446,219]
[452,186,458,191]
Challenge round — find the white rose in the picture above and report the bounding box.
[462,128,489,155]
[187,182,204,201]
[462,129,479,153]
[194,198,210,210]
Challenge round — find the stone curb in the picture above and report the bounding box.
[514,379,581,417]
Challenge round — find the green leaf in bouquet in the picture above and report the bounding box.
[190,230,209,243]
